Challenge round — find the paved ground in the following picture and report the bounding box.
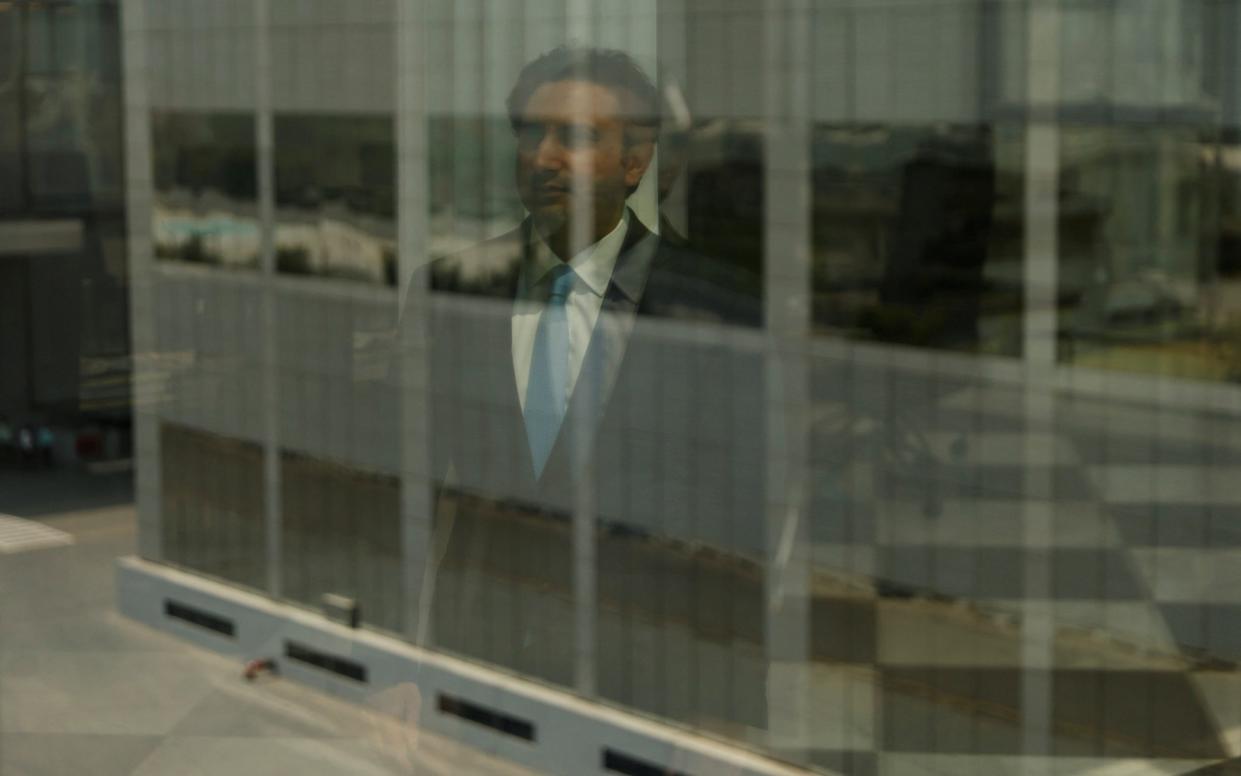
[0,467,535,776]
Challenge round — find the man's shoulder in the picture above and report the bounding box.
[642,237,763,328]
[424,224,527,298]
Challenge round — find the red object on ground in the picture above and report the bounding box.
[243,658,277,681]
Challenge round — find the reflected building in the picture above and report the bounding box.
[0,0,129,457]
[151,111,260,268]
[119,2,1241,775]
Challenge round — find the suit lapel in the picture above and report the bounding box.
[538,216,660,483]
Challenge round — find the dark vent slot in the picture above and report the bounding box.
[164,600,236,638]
[284,640,368,683]
[437,693,536,742]
[603,748,691,776]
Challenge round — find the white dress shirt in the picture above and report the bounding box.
[513,210,630,413]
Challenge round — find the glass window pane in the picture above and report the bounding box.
[811,124,1024,354]
[160,422,266,591]
[1057,124,1239,380]
[280,451,402,633]
[273,113,396,285]
[151,111,260,269]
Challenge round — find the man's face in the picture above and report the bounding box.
[514,79,651,242]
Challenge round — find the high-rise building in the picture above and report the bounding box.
[0,0,129,459]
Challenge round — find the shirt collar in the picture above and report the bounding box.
[527,210,629,297]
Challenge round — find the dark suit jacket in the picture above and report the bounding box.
[407,211,767,730]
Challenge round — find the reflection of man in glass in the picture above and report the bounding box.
[427,46,758,480]
[419,47,764,732]
[506,48,660,478]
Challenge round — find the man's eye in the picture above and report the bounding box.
[563,128,600,150]
[516,124,600,151]
[516,124,546,147]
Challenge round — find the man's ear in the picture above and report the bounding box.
[622,132,657,190]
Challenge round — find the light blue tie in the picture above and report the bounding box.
[524,264,575,478]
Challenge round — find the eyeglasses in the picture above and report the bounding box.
[513,121,605,153]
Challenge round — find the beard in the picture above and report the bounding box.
[526,200,569,240]
[521,185,627,252]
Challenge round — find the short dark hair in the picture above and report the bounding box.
[506,46,660,144]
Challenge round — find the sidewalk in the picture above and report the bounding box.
[0,467,535,776]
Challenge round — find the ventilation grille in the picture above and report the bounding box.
[437,693,536,742]
[164,600,236,638]
[284,640,368,683]
[603,748,691,776]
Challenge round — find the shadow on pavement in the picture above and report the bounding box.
[0,466,134,518]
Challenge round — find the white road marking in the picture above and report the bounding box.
[0,513,75,554]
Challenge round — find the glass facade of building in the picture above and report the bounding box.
[0,0,129,440]
[124,1,1241,773]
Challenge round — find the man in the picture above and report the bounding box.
[410,46,765,733]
